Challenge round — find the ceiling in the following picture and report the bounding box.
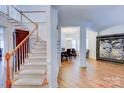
[17,5,124,31]
[57,5,124,31]
[61,27,80,34]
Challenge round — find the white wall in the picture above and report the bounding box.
[22,22,47,41]
[86,28,97,60]
[38,23,47,41]
[0,15,15,55]
[61,32,66,48]
[99,24,124,35]
[17,5,49,41]
[0,14,15,87]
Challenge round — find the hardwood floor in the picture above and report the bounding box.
[58,58,124,88]
[1,57,124,88]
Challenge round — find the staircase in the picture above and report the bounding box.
[12,38,48,88]
[0,5,48,88]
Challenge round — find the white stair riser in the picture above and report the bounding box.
[30,38,46,43]
[25,58,46,61]
[32,42,46,45]
[31,48,47,52]
[25,60,47,64]
[32,45,47,49]
[28,55,47,59]
[28,53,47,57]
[32,46,46,50]
[30,52,46,55]
[23,63,47,67]
[29,51,47,54]
[14,69,46,79]
[21,65,47,70]
[25,59,47,63]
[32,46,47,49]
[12,85,42,88]
[35,44,47,46]
[31,49,46,53]
[31,51,46,53]
[34,41,46,43]
[31,46,47,49]
[29,52,47,55]
[23,64,46,67]
[28,56,47,59]
[14,74,45,79]
[29,52,47,54]
[33,49,46,52]
[24,65,47,68]
[31,42,46,46]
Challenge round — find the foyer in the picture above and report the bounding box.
[0,5,124,88]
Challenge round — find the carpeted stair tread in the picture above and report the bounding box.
[12,77,44,88]
[24,61,47,66]
[18,69,46,75]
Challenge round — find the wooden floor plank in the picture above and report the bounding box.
[58,58,124,88]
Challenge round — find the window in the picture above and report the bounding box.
[72,40,76,49]
[86,38,89,49]
[66,39,72,49]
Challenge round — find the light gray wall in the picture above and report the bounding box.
[98,24,124,35]
[0,15,15,55]
[86,28,97,60]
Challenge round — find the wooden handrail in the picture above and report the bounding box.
[4,5,38,88]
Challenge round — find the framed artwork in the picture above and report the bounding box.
[96,34,124,63]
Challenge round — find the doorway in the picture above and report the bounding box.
[61,27,80,61]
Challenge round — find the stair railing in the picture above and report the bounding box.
[1,5,38,88]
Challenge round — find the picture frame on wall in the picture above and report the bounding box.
[96,34,124,63]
